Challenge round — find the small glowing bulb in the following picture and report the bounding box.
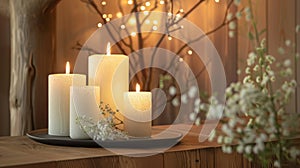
[66,61,70,74]
[131,32,137,37]
[140,5,146,11]
[143,11,149,15]
[97,22,103,28]
[168,36,172,40]
[106,42,111,55]
[101,1,106,6]
[168,12,172,17]
[116,12,123,18]
[136,83,140,92]
[145,1,151,6]
[160,0,165,5]
[179,8,184,13]
[180,25,184,29]
[215,0,220,2]
[108,14,113,18]
[152,25,158,30]
[103,14,107,18]
[106,18,110,22]
[120,24,126,29]
[187,50,193,55]
[176,13,181,18]
[179,58,184,62]
[153,20,158,25]
[145,19,150,24]
[128,0,133,5]
[129,18,136,25]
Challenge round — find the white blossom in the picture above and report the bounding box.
[188,86,198,98]
[217,136,223,144]
[277,47,285,55]
[172,97,179,106]
[237,145,244,153]
[247,52,257,66]
[181,94,188,104]
[227,13,233,21]
[245,145,252,154]
[169,86,177,96]
[229,21,236,30]
[189,112,196,121]
[296,25,300,33]
[229,31,235,38]
[194,98,201,107]
[234,0,241,6]
[289,147,300,159]
[285,40,291,46]
[236,11,242,19]
[222,145,232,154]
[274,160,280,168]
[283,59,291,67]
[195,117,201,126]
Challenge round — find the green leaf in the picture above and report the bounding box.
[248,32,254,40]
[259,29,267,36]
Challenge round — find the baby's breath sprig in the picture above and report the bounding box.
[76,101,128,141]
[188,1,300,167]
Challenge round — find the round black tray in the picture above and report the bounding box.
[27,129,182,148]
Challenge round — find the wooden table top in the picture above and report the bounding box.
[0,123,222,167]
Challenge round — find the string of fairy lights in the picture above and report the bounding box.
[96,0,221,56]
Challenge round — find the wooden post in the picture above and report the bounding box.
[9,0,60,136]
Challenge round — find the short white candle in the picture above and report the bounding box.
[70,86,100,139]
[48,62,86,136]
[88,43,129,123]
[124,84,152,137]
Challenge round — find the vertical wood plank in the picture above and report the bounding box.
[296,0,300,114]
[0,0,10,136]
[199,148,215,168]
[238,0,267,81]
[164,150,201,168]
[118,155,163,168]
[268,0,296,113]
[214,148,244,168]
[56,0,104,73]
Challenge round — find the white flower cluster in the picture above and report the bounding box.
[76,102,128,141]
[190,37,300,167]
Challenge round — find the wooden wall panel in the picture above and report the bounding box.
[56,0,104,74]
[0,0,10,136]
[214,148,244,168]
[163,150,201,168]
[296,0,300,114]
[238,0,267,81]
[267,0,297,113]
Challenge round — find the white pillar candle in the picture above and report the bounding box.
[48,62,86,136]
[70,86,100,139]
[124,84,152,137]
[88,43,129,123]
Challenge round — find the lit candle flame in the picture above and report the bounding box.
[106,42,111,55]
[136,83,140,92]
[66,61,70,74]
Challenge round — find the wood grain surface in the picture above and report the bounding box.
[1,124,299,168]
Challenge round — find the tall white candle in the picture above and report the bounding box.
[124,84,152,137]
[88,43,129,123]
[70,86,100,139]
[48,62,86,136]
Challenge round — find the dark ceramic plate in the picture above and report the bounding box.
[26,129,182,148]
